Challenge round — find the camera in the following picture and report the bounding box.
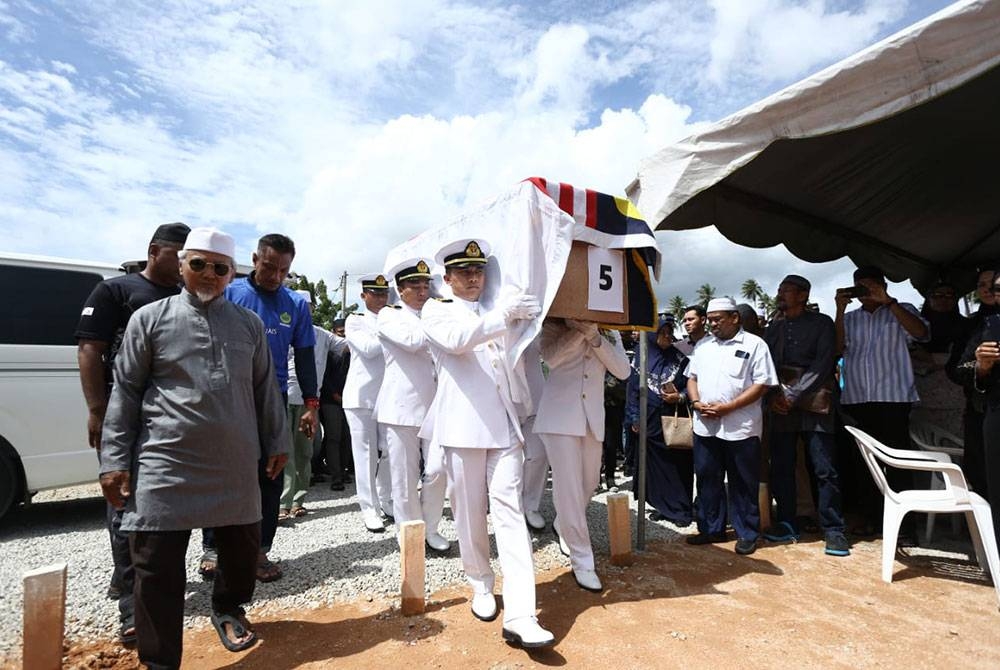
[837,285,870,299]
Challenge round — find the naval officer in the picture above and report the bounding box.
[419,239,555,648]
[376,258,449,551]
[535,318,631,592]
[343,274,394,532]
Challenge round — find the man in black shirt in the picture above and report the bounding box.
[74,222,190,645]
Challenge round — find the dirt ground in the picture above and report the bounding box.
[56,534,1000,670]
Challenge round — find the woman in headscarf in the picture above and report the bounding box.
[625,315,694,526]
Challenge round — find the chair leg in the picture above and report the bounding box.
[882,503,903,584]
[966,510,988,574]
[968,505,1000,610]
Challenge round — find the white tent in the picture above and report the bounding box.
[627,0,1000,292]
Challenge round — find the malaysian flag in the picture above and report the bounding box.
[525,176,661,329]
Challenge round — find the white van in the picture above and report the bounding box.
[0,253,124,520]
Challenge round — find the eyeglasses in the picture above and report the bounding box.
[186,257,231,277]
[990,286,1000,295]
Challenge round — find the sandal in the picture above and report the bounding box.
[256,555,283,583]
[119,615,136,648]
[277,509,292,521]
[198,550,218,581]
[290,506,307,518]
[210,607,257,652]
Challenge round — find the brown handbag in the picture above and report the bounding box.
[661,403,693,449]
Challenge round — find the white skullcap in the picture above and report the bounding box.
[182,227,235,259]
[706,297,738,313]
[295,289,312,304]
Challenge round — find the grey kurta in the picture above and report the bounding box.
[100,290,289,531]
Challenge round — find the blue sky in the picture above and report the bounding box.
[0,0,956,312]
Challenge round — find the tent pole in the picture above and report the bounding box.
[636,333,649,551]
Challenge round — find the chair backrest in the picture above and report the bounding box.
[845,425,973,505]
[910,419,964,457]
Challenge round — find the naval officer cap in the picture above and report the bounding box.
[359,272,390,292]
[435,238,491,268]
[386,257,433,285]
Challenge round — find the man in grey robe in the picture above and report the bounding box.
[99,227,288,670]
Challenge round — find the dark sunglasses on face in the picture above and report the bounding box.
[187,257,231,277]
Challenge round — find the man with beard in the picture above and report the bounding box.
[763,275,848,556]
[99,227,287,668]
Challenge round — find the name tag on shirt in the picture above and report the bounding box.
[735,350,749,359]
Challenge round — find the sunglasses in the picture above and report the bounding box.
[187,257,231,277]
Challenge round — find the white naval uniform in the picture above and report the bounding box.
[343,311,392,519]
[375,303,446,534]
[534,321,630,572]
[419,296,537,625]
[520,338,549,516]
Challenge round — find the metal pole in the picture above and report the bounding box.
[340,271,348,318]
[636,332,649,550]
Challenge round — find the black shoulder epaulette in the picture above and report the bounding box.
[390,304,402,309]
[434,297,453,303]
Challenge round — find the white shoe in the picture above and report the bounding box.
[573,568,603,592]
[502,616,555,648]
[525,510,546,531]
[425,531,451,552]
[362,511,385,533]
[471,592,498,622]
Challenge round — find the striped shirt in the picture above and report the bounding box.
[841,302,929,404]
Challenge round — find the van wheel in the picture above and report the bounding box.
[0,451,18,520]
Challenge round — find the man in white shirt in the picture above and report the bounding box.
[420,238,554,648]
[376,258,448,552]
[343,274,394,532]
[686,297,777,555]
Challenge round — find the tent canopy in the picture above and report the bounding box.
[627,0,1000,293]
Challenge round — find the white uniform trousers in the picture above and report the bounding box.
[344,408,392,517]
[521,415,549,514]
[540,430,603,572]
[445,443,536,624]
[382,424,447,534]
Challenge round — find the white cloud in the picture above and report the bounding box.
[0,0,949,305]
[706,0,907,84]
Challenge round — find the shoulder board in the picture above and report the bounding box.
[434,297,453,303]
[390,304,402,309]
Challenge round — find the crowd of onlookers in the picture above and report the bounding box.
[76,221,998,668]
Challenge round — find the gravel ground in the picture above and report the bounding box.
[0,472,979,666]
[0,471,688,664]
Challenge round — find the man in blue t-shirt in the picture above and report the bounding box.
[201,233,317,583]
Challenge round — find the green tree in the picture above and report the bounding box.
[696,283,716,308]
[758,292,777,316]
[668,295,687,321]
[289,274,358,330]
[740,278,764,308]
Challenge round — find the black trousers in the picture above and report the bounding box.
[964,404,989,497]
[106,503,134,626]
[841,402,915,532]
[603,403,625,484]
[320,403,352,483]
[977,409,1000,550]
[203,457,282,553]
[130,522,260,670]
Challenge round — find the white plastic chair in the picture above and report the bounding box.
[845,426,1000,609]
[910,419,965,542]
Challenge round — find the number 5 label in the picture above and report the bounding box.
[587,246,624,312]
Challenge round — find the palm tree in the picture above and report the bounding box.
[758,292,777,316]
[668,295,687,320]
[741,278,764,308]
[696,283,716,308]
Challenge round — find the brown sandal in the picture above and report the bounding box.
[256,555,283,582]
[290,506,307,518]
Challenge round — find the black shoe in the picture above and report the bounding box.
[106,584,122,600]
[330,480,346,491]
[649,511,666,521]
[343,472,355,484]
[735,538,758,555]
[824,531,851,556]
[685,532,727,545]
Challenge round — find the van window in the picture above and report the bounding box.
[0,265,105,345]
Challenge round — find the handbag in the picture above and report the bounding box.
[661,403,693,449]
